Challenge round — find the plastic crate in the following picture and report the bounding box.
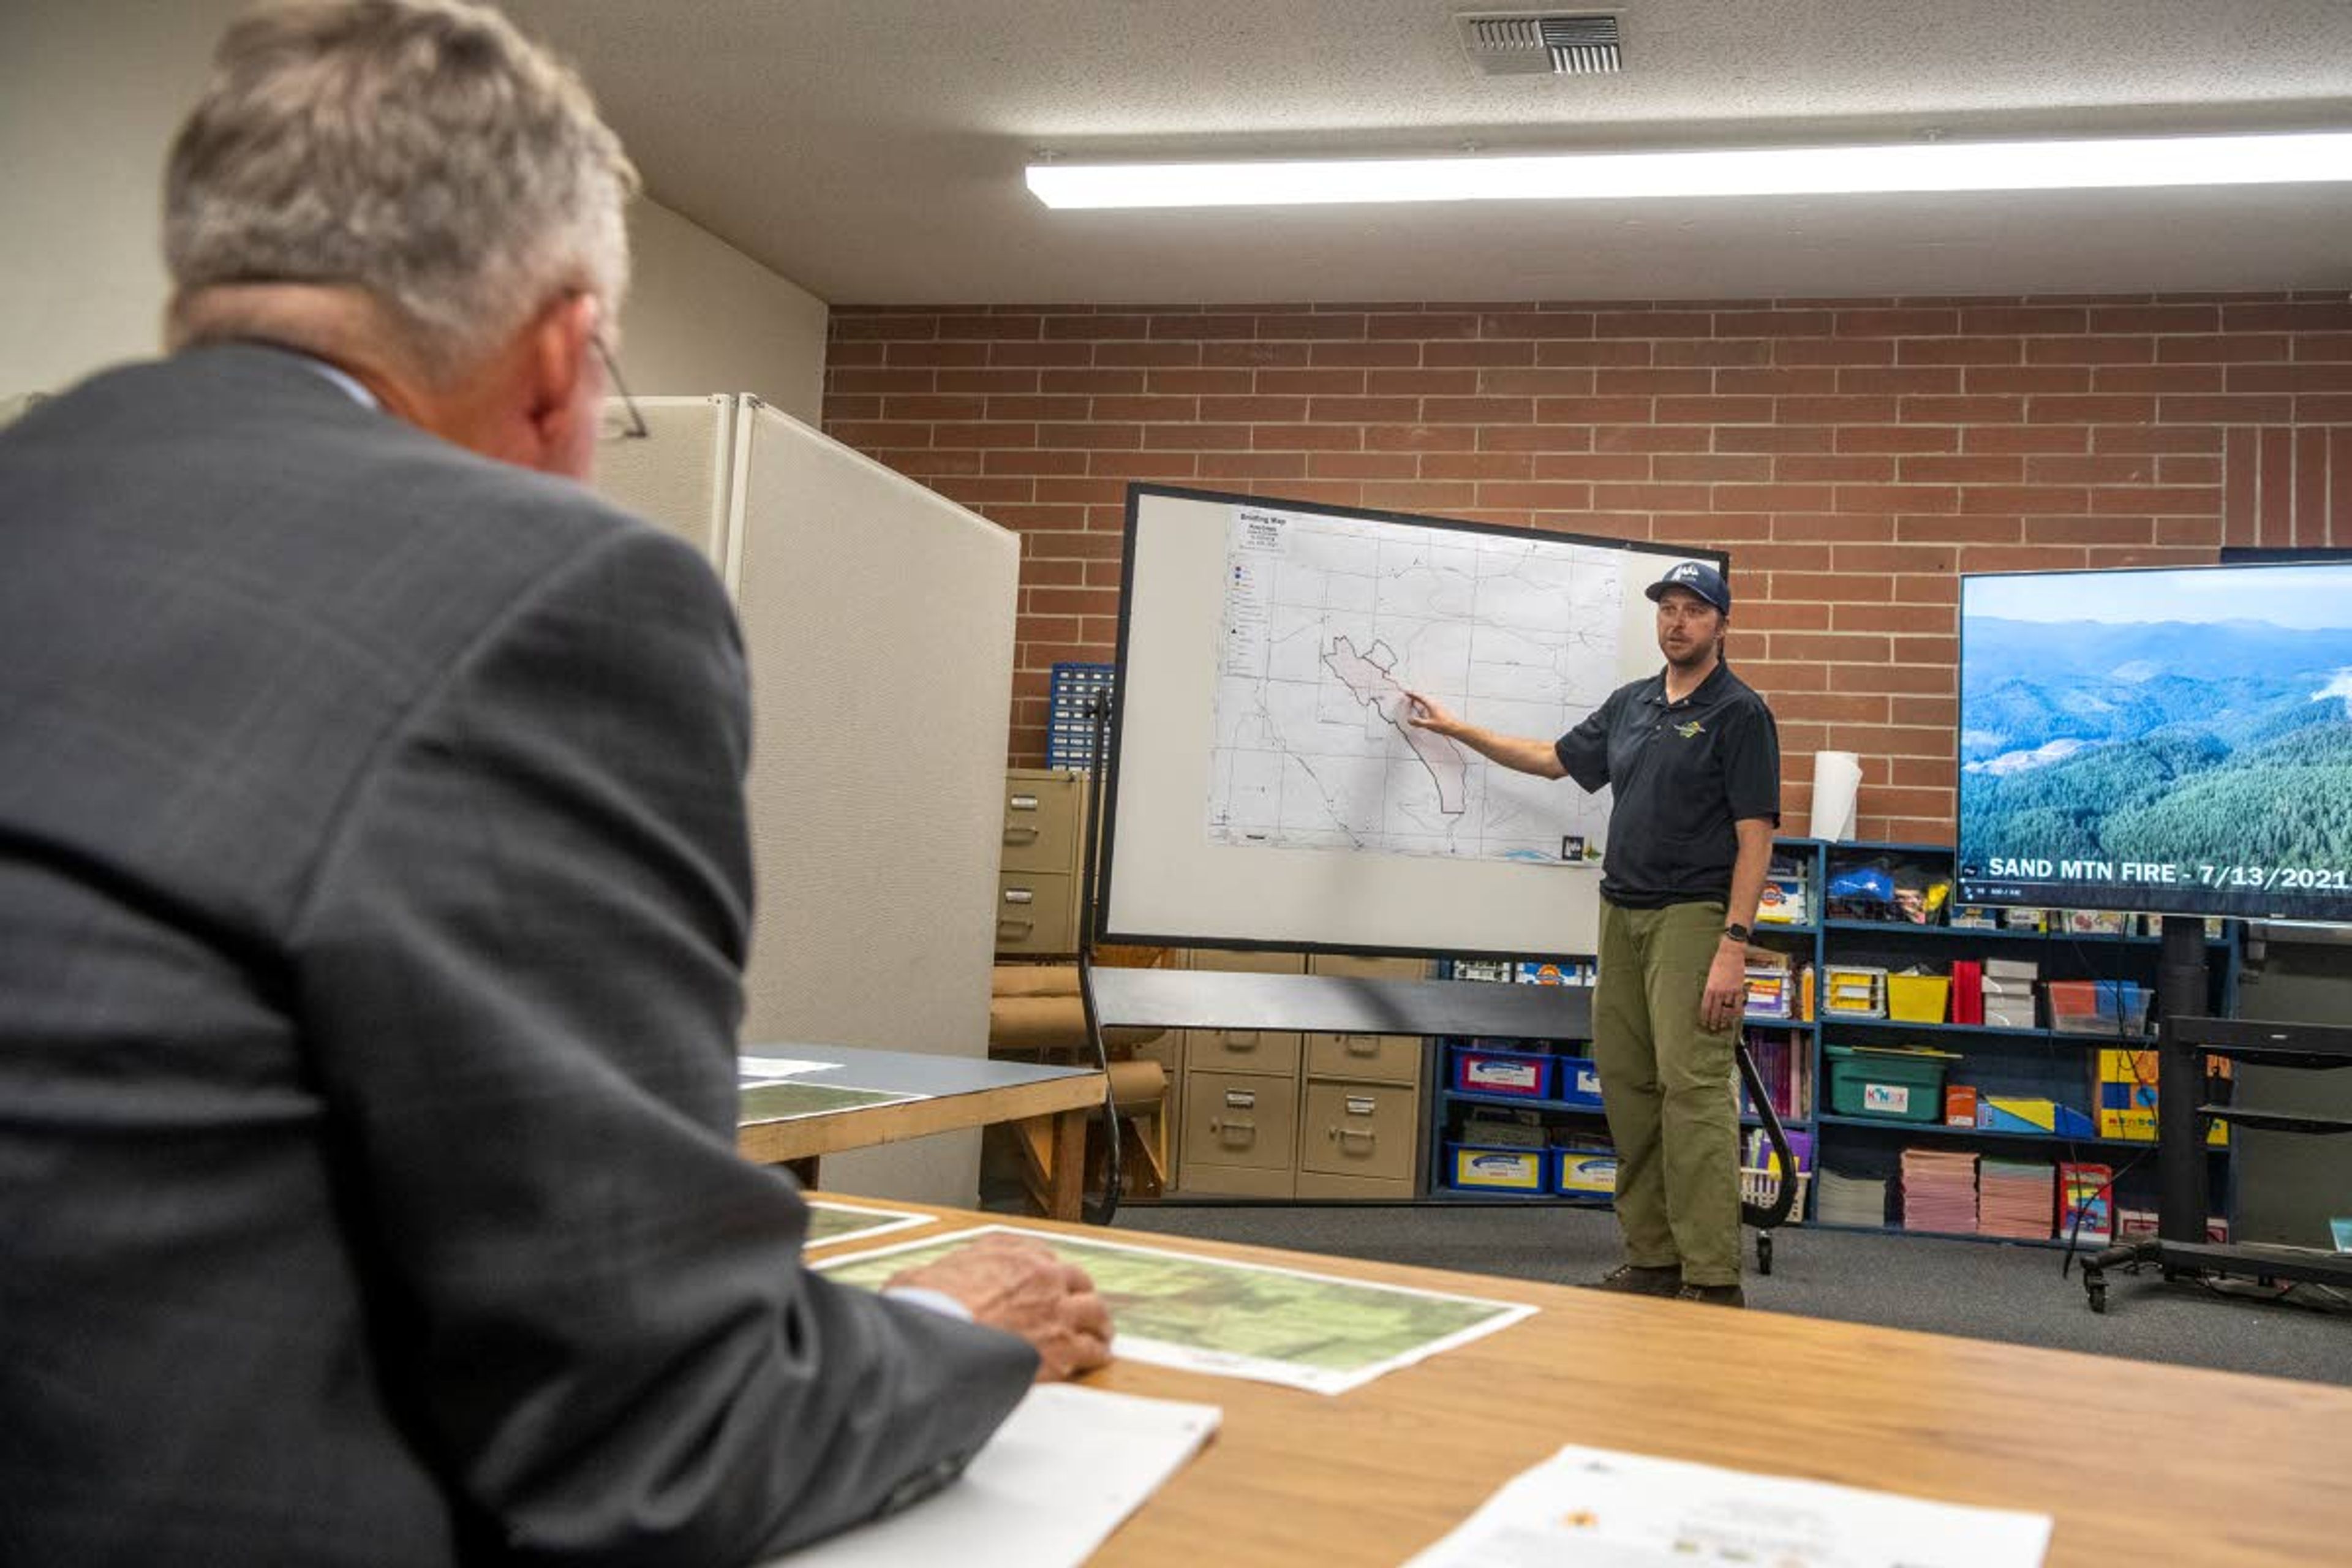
[1044,662,1115,771]
[2047,979,2151,1036]
[1822,964,1889,1019]
[1444,1144,1551,1194]
[1552,1056,1604,1108]
[1740,1166,1810,1226]
[1553,1147,1620,1196]
[1450,1044,1554,1099]
[1825,1044,1958,1122]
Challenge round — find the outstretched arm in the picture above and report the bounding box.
[1402,690,1567,780]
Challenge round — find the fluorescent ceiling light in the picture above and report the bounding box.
[1027,130,2352,209]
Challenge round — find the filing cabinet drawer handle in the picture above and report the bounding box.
[1001,888,1035,905]
[1003,825,1041,843]
[1344,1095,1378,1117]
[1223,1030,1259,1050]
[1343,1035,1379,1056]
[1009,794,1039,810]
[1332,1126,1378,1147]
[1210,1118,1256,1146]
[998,918,1034,937]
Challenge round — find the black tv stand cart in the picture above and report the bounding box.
[2079,916,2352,1312]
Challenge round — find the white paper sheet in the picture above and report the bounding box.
[1404,1444,2051,1568]
[802,1200,933,1249]
[764,1384,1220,1568]
[738,1056,840,1079]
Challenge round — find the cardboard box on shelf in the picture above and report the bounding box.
[2060,1161,2113,1246]
[1757,873,1811,925]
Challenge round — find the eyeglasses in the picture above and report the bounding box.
[592,335,649,441]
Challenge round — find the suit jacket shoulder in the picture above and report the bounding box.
[0,346,1035,1567]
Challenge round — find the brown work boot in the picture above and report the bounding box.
[1675,1281,1746,1308]
[1592,1262,1683,1297]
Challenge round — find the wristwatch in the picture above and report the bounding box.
[1722,921,1751,943]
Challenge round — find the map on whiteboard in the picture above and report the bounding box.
[1208,503,1624,862]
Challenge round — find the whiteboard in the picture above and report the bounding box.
[1097,484,1725,960]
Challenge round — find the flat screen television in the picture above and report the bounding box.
[1954,560,2352,922]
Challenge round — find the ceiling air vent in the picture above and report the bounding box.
[1457,12,1623,76]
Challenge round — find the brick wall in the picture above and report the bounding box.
[822,295,2352,843]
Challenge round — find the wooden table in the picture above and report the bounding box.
[804,1195,2352,1566]
[735,1046,1105,1219]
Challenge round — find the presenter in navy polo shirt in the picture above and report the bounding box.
[1407,560,1779,1307]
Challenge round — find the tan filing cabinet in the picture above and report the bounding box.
[1296,1039,1424,1198]
[996,769,1087,956]
[1174,948,1303,1197]
[1166,949,1431,1200]
[1182,1071,1300,1193]
[1296,952,1428,1198]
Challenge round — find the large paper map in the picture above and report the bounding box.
[1208,503,1622,864]
[817,1224,1534,1395]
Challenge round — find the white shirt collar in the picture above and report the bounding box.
[290,352,380,411]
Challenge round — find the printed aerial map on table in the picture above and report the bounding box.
[1207,502,1622,864]
[738,1080,924,1123]
[817,1224,1535,1394]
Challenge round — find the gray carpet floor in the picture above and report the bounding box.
[1109,1199,2352,1386]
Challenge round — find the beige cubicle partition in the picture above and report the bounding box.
[597,396,1019,1204]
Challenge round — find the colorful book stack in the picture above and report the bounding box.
[1899,1147,1980,1234]
[1978,1158,2057,1240]
[1816,1169,1890,1227]
[1738,1033,1812,1120]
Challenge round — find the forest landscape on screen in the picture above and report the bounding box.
[1954,561,2352,922]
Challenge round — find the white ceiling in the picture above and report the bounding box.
[511,1,2352,304]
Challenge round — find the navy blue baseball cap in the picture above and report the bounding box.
[1645,560,1730,615]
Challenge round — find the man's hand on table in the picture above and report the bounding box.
[889,1232,1114,1381]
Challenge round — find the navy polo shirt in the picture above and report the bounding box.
[1555,661,1782,909]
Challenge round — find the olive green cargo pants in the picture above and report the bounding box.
[1593,899,1740,1287]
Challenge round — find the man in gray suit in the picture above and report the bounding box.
[0,2,1110,1562]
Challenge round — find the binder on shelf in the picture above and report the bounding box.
[1950,960,1984,1025]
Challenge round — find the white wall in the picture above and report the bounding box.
[0,1,827,413]
[624,202,827,422]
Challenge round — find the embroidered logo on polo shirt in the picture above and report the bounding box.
[1675,719,1705,739]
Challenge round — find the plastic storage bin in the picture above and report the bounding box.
[1552,1147,1619,1196]
[1552,1055,1605,1108]
[2046,979,2151,1036]
[1885,973,1951,1023]
[1822,965,1890,1019]
[1826,1044,1959,1122]
[1443,1143,1551,1194]
[1450,1044,1554,1098]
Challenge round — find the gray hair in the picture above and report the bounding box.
[164,0,638,381]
